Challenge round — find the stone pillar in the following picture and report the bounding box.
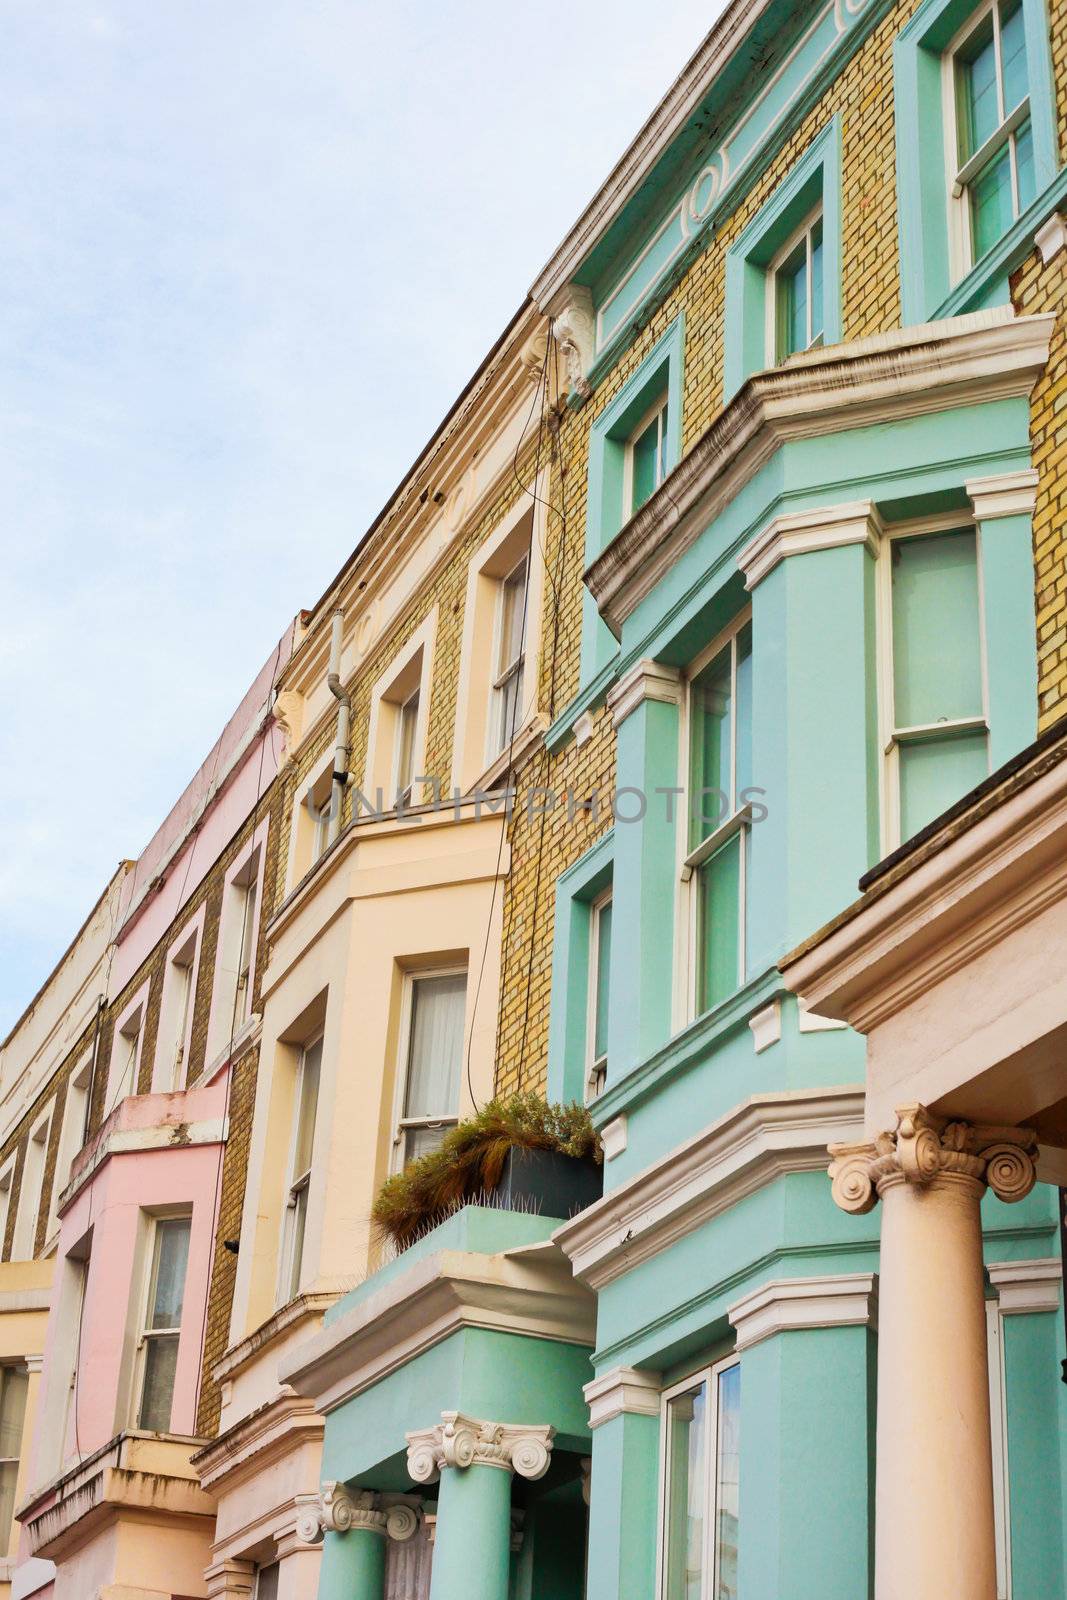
[967,470,1039,765]
[204,1559,255,1599]
[606,660,683,1079]
[297,1481,418,1600]
[582,1368,661,1600]
[830,1104,1037,1600]
[406,1412,554,1600]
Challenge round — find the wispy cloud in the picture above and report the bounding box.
[0,0,718,1030]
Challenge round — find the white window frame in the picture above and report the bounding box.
[489,550,530,765]
[943,0,1033,280]
[253,1563,280,1600]
[675,607,753,1028]
[278,1033,323,1306]
[765,204,824,364]
[585,887,613,1101]
[390,964,469,1174]
[0,1162,14,1263]
[11,1106,53,1262]
[657,1354,741,1600]
[874,511,990,855]
[132,1211,192,1435]
[622,392,670,520]
[153,910,205,1094]
[452,489,548,794]
[206,818,269,1066]
[106,981,150,1114]
[364,612,436,812]
[986,1299,1012,1599]
[50,1053,93,1237]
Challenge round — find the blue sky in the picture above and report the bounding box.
[0,0,716,1033]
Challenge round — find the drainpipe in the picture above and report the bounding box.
[326,608,351,846]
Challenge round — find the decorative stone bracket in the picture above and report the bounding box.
[405,1412,555,1484]
[294,1483,418,1545]
[545,285,595,400]
[829,1103,1037,1214]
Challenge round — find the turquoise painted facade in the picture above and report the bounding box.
[286,0,1067,1594]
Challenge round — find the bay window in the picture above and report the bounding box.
[280,1035,322,1302]
[136,1215,191,1432]
[660,1358,740,1600]
[395,970,467,1167]
[948,0,1035,267]
[586,889,613,1099]
[881,520,988,846]
[683,616,753,1017]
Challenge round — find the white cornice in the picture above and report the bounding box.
[529,0,772,308]
[583,1366,661,1429]
[987,1257,1062,1315]
[965,468,1039,520]
[553,1086,865,1290]
[1034,211,1067,263]
[728,1272,878,1350]
[586,309,1054,637]
[778,739,1067,1033]
[280,1244,595,1416]
[737,501,882,591]
[192,1392,323,1493]
[606,659,683,729]
[212,1287,348,1386]
[58,1115,227,1217]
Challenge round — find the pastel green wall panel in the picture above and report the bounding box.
[431,1461,512,1600]
[586,1411,660,1600]
[977,510,1039,765]
[318,1527,385,1600]
[609,693,681,1079]
[737,1326,874,1600]
[1002,1309,1066,1600]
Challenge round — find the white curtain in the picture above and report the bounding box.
[404,974,466,1120]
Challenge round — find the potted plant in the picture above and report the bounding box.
[372,1093,603,1252]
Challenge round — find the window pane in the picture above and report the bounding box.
[255,1565,280,1600]
[287,1180,309,1299]
[1000,0,1028,112]
[0,1462,18,1554]
[775,238,807,360]
[957,15,999,160]
[809,221,824,345]
[593,897,613,1066]
[665,1383,707,1600]
[498,558,528,674]
[138,1333,179,1431]
[631,409,662,515]
[150,1218,191,1330]
[293,1038,322,1180]
[970,143,1014,257]
[690,646,733,849]
[697,833,741,1014]
[404,974,466,1121]
[714,1365,741,1600]
[735,625,753,799]
[0,1367,27,1461]
[404,1123,454,1164]
[1014,118,1035,211]
[397,691,420,795]
[497,663,524,751]
[891,530,983,727]
[899,730,989,838]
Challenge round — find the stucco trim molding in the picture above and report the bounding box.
[583,1365,661,1429]
[406,1413,555,1483]
[280,1244,595,1416]
[553,1086,866,1290]
[738,501,882,591]
[607,659,684,729]
[586,308,1053,636]
[1035,211,1067,262]
[987,1256,1062,1314]
[728,1272,878,1351]
[966,468,1039,520]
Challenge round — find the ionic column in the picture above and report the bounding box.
[406,1412,555,1600]
[297,1481,418,1600]
[830,1104,1037,1600]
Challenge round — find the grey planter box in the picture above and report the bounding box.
[491,1146,602,1221]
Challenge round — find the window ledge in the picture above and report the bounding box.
[934,165,1067,321]
[466,712,547,795]
[590,965,785,1129]
[197,1014,262,1088]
